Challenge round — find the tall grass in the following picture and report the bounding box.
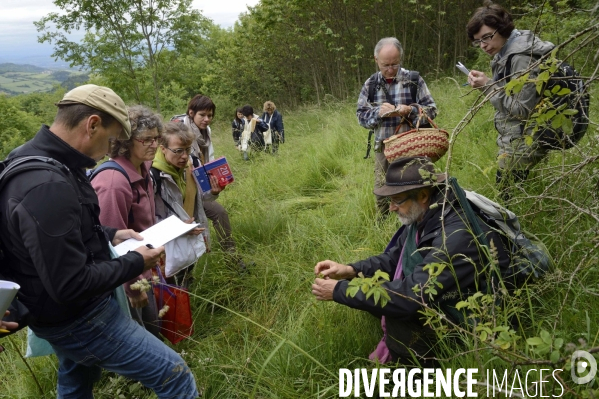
[1,79,598,398]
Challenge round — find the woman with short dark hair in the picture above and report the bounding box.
[172,95,251,271]
[466,1,554,196]
[232,107,245,149]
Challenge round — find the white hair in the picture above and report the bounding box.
[374,37,403,60]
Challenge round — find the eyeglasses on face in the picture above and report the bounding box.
[389,196,410,207]
[472,29,498,47]
[379,63,401,71]
[165,147,193,156]
[133,137,160,146]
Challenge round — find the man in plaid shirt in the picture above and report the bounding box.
[357,37,437,215]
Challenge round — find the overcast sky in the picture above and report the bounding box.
[0,0,260,65]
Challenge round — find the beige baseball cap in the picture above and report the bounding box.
[56,84,131,138]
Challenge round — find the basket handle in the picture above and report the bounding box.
[393,107,438,135]
[414,107,438,130]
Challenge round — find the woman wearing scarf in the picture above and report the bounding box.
[152,121,218,285]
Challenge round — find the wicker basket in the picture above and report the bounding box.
[383,113,449,163]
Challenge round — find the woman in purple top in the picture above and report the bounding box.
[91,105,164,338]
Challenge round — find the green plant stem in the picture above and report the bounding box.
[249,338,287,399]
[9,336,44,396]
[181,288,336,379]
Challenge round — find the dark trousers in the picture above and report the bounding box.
[374,149,390,215]
[203,200,235,253]
[496,169,530,201]
[385,317,439,368]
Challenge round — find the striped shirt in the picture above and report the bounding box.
[356,69,437,140]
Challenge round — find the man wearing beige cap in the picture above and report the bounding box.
[0,85,199,398]
[311,156,511,366]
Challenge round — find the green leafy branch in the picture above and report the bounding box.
[412,262,445,301]
[503,49,580,146]
[345,270,391,308]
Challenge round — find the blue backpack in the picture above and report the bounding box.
[87,160,138,225]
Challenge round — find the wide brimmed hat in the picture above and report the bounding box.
[56,84,131,138]
[373,156,447,197]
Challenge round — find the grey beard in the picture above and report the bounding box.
[397,203,425,226]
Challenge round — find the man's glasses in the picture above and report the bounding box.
[472,29,498,47]
[379,63,401,71]
[389,196,410,207]
[133,137,160,146]
[165,147,193,156]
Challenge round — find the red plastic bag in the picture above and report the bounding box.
[153,269,193,344]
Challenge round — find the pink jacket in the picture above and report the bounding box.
[91,156,156,297]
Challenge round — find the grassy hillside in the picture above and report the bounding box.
[0,64,88,95]
[1,78,598,398]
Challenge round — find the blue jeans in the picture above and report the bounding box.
[31,296,198,399]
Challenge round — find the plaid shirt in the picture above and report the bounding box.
[356,69,437,140]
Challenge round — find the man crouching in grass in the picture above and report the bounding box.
[311,156,511,366]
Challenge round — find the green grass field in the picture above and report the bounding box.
[0,71,65,95]
[1,79,598,398]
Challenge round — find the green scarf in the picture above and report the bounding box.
[401,224,422,277]
[152,150,186,201]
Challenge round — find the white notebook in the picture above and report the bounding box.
[113,215,199,256]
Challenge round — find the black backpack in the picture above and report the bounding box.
[504,51,590,150]
[367,70,422,107]
[0,156,75,337]
[170,114,186,123]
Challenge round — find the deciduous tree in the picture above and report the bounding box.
[35,0,211,111]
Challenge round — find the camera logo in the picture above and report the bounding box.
[571,350,597,384]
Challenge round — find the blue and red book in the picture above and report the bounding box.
[192,156,234,193]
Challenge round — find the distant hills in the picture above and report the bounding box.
[0,63,89,96]
[0,63,46,73]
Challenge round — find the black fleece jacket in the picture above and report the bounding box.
[0,125,144,327]
[333,189,511,321]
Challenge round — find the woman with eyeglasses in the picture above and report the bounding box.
[151,121,217,285]
[91,105,164,338]
[466,1,554,197]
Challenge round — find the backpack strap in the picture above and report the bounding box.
[448,177,503,290]
[149,167,178,216]
[170,114,187,122]
[409,70,420,104]
[150,166,162,196]
[88,160,130,184]
[190,155,201,168]
[367,72,394,105]
[88,160,137,225]
[367,70,420,105]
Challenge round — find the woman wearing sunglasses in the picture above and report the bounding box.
[466,1,554,197]
[91,105,164,338]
